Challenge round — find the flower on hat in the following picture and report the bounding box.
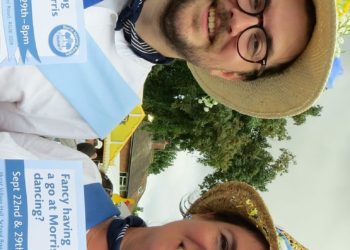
[245,199,259,217]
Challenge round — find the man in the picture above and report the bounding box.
[0,133,305,249]
[0,0,336,138]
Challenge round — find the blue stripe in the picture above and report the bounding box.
[83,0,104,8]
[5,160,28,250]
[38,32,140,138]
[84,183,120,229]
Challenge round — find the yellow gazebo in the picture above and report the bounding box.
[102,105,145,169]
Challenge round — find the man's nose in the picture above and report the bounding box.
[228,8,260,37]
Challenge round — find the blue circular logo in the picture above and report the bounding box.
[49,25,80,57]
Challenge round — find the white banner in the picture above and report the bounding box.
[0,0,86,65]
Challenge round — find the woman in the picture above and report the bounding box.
[0,132,304,249]
[89,181,305,250]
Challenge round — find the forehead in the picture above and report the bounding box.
[264,0,309,66]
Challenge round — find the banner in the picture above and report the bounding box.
[0,0,86,65]
[0,160,86,250]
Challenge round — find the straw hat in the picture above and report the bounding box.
[188,0,337,119]
[187,182,307,250]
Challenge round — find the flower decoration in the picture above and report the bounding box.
[245,199,259,218]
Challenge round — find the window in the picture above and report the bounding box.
[120,172,128,192]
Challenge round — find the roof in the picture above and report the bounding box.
[127,128,153,204]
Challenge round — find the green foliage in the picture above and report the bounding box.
[148,144,177,175]
[199,147,296,192]
[132,206,144,216]
[143,60,321,190]
[292,105,322,125]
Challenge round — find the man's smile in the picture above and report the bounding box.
[206,1,231,46]
[208,5,217,40]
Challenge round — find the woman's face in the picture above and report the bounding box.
[120,214,267,250]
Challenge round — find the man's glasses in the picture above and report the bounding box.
[236,0,269,74]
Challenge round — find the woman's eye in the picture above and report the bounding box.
[220,234,229,250]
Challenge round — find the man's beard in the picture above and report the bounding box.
[159,0,230,67]
[159,0,202,64]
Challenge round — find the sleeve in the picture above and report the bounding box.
[0,66,98,139]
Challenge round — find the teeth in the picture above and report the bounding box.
[208,7,216,37]
[177,247,184,250]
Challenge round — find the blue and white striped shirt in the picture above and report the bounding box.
[115,0,174,64]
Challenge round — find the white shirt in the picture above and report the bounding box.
[0,132,101,185]
[0,0,153,139]
[0,131,132,219]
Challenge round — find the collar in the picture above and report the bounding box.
[115,0,174,64]
[107,216,146,250]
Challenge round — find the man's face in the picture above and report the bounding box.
[160,0,309,79]
[121,215,266,250]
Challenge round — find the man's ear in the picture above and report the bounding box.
[210,69,244,80]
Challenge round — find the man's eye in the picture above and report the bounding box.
[220,234,229,250]
[249,34,261,56]
[250,0,261,10]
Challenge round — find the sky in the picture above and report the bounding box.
[139,38,350,249]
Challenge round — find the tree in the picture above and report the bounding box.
[199,143,296,192]
[143,60,321,190]
[148,143,177,175]
[292,105,322,125]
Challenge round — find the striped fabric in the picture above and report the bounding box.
[115,224,130,242]
[115,0,174,64]
[107,216,146,250]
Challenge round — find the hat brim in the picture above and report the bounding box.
[188,0,336,119]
